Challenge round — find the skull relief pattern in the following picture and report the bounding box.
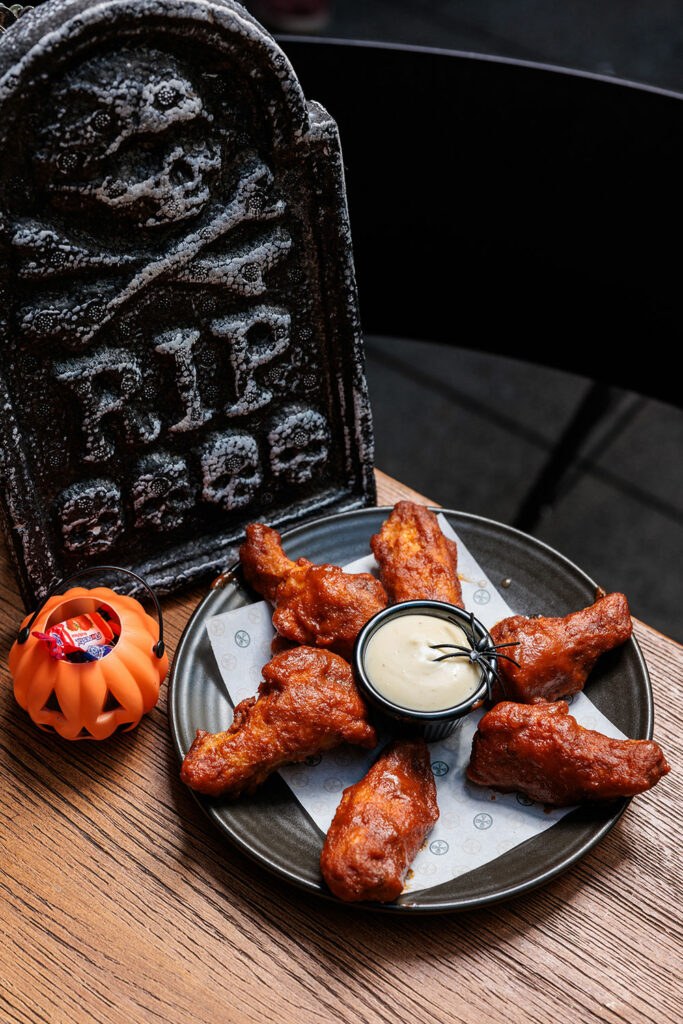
[0,2,373,601]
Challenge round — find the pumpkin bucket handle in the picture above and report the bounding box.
[16,565,165,658]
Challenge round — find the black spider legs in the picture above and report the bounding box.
[428,619,521,703]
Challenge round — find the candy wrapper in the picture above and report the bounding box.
[34,608,119,662]
[206,516,626,895]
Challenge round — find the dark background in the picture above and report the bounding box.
[248,1,683,641]
[313,0,683,94]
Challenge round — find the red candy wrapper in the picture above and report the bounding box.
[33,608,119,662]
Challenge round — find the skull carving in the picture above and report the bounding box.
[132,453,194,531]
[56,479,124,554]
[34,50,222,227]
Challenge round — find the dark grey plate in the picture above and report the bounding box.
[168,507,653,912]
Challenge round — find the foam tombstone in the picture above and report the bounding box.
[0,0,375,606]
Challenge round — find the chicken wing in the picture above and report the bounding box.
[490,592,633,703]
[467,700,669,805]
[271,562,388,660]
[320,738,439,902]
[180,646,378,798]
[240,522,299,603]
[370,501,464,606]
[240,522,388,659]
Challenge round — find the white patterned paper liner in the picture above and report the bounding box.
[205,515,625,895]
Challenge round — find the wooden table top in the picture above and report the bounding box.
[0,469,680,1024]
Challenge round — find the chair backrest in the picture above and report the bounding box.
[281,39,683,405]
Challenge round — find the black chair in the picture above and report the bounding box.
[279,39,683,527]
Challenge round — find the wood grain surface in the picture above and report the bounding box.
[0,469,680,1024]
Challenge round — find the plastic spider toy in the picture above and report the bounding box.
[429,611,520,701]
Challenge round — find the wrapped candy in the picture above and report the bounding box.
[33,608,119,662]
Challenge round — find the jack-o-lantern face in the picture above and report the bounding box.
[9,586,168,740]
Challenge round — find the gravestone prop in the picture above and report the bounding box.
[0,0,375,607]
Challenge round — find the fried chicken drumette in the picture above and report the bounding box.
[370,501,464,607]
[320,738,439,903]
[467,700,669,806]
[490,592,633,703]
[240,523,388,659]
[180,647,378,798]
[239,522,297,603]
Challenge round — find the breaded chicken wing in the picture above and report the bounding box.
[272,562,388,660]
[320,738,439,903]
[240,522,299,603]
[370,501,463,607]
[240,523,388,659]
[467,700,669,805]
[490,592,633,703]
[180,647,377,798]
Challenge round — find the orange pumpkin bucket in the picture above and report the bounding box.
[9,566,168,740]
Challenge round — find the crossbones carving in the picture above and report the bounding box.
[14,48,291,347]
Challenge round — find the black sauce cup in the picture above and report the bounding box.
[352,600,495,741]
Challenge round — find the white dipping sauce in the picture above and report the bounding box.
[364,614,482,712]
